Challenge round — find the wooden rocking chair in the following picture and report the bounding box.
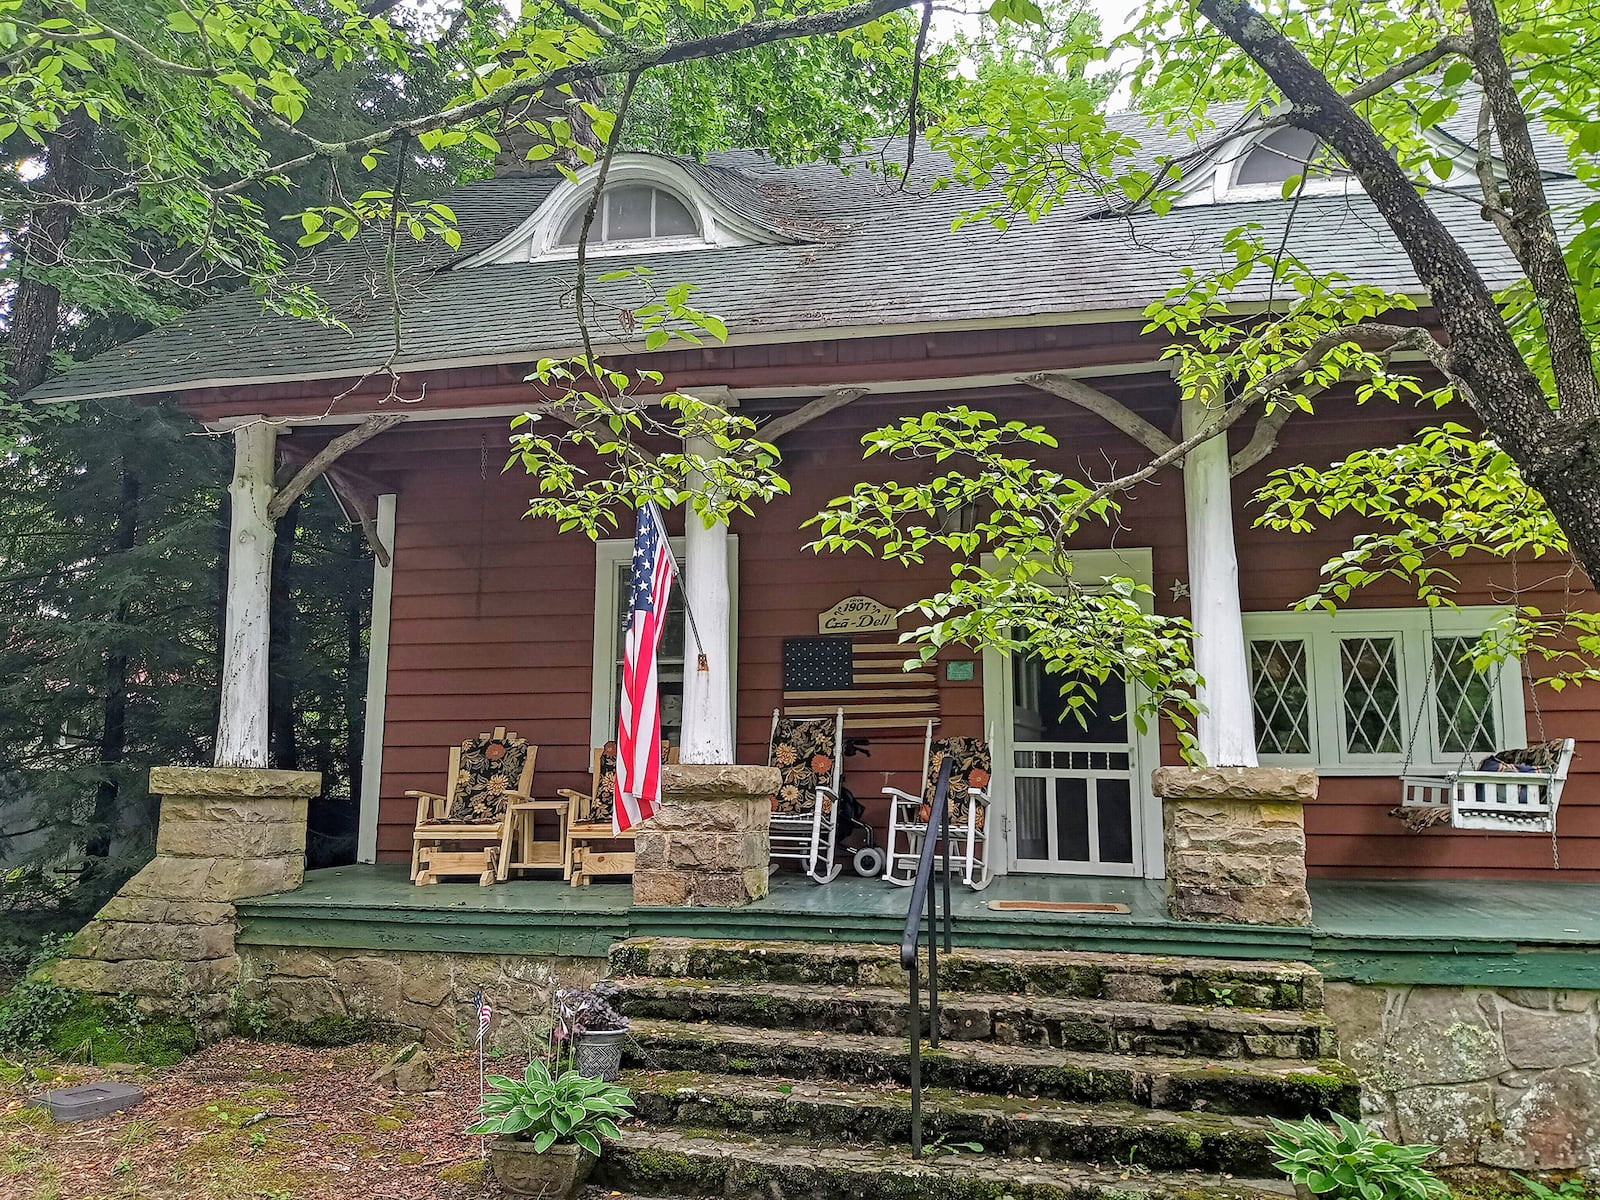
[559,740,676,887]
[883,720,994,891]
[408,727,538,886]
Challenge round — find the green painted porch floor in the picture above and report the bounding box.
[236,865,1600,989]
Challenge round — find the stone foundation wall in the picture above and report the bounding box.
[237,945,606,1052]
[1328,981,1600,1170]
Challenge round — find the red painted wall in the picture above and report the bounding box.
[331,373,1596,880]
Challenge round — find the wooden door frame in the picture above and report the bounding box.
[980,547,1165,881]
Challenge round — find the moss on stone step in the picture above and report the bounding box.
[623,1071,1280,1175]
[624,1022,1358,1119]
[593,1127,1291,1200]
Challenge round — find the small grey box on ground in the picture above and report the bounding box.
[34,1081,144,1122]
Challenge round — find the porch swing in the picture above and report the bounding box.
[1395,605,1574,837]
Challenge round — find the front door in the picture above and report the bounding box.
[1005,655,1142,876]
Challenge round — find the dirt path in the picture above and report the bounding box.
[1,1039,544,1199]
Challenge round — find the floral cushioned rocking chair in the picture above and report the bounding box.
[883,721,994,890]
[408,727,537,885]
[768,708,845,884]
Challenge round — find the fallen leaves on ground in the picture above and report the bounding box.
[1,1038,535,1200]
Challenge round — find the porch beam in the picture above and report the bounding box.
[679,435,734,764]
[1181,385,1258,767]
[215,420,278,768]
[1021,373,1178,459]
[267,413,406,521]
[759,388,868,443]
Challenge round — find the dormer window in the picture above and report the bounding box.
[453,153,799,268]
[557,185,700,247]
[1232,127,1349,192]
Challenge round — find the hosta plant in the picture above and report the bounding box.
[1267,1114,1450,1200]
[467,1060,632,1155]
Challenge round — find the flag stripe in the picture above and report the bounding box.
[616,506,676,833]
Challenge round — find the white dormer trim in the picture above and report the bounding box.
[455,155,786,268]
[1174,125,1358,207]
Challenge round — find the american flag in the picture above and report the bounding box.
[474,990,492,1044]
[782,635,937,731]
[616,504,676,834]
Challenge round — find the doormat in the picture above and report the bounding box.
[986,900,1130,914]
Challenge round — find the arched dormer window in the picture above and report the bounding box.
[556,184,701,247]
[1230,127,1349,195]
[454,155,798,269]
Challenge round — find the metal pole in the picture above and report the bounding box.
[941,805,953,953]
[908,957,923,1159]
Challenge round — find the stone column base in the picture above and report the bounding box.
[1153,766,1315,927]
[632,763,779,907]
[50,766,321,1035]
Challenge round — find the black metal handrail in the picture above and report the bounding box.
[900,754,954,1160]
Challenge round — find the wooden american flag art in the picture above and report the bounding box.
[781,634,938,731]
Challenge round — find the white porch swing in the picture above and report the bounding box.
[1396,606,1574,838]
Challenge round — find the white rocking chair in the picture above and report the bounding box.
[768,708,845,884]
[1401,738,1575,834]
[883,721,993,891]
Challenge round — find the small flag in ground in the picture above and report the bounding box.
[475,990,492,1044]
[616,504,676,834]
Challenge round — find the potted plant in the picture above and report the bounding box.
[468,1060,632,1198]
[553,985,629,1081]
[1267,1114,1451,1200]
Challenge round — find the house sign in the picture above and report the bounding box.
[819,594,898,634]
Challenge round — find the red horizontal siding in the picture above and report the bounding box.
[366,377,1600,880]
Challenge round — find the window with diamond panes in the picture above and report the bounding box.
[1249,639,1312,755]
[1339,636,1403,755]
[1433,636,1497,754]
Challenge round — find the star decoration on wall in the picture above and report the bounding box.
[1170,578,1191,601]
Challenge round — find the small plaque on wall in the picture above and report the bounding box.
[946,660,975,682]
[819,594,898,634]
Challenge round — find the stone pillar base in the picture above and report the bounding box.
[632,763,779,907]
[50,766,321,1035]
[1153,766,1315,927]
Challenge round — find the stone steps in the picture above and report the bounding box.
[592,1126,1294,1200]
[622,1070,1282,1175]
[622,1018,1358,1118]
[613,977,1334,1059]
[601,937,1349,1200]
[610,938,1322,1010]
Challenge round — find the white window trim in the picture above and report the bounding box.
[1175,128,1359,207]
[1243,605,1526,776]
[589,535,738,750]
[455,156,789,268]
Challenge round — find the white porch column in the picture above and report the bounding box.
[1181,388,1257,767]
[679,435,734,764]
[214,420,278,768]
[356,493,397,864]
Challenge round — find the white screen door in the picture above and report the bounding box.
[1007,655,1141,876]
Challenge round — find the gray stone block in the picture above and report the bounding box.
[34,1081,144,1122]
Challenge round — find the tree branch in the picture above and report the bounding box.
[1230,403,1296,476]
[1463,0,1599,422]
[1021,373,1178,458]
[268,414,406,521]
[1343,34,1472,105]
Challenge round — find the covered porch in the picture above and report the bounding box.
[238,863,1600,989]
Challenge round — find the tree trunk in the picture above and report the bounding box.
[1195,0,1600,581]
[86,464,140,862]
[268,497,301,770]
[3,113,93,401]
